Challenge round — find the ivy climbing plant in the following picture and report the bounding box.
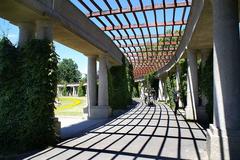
[199,53,213,123]
[108,56,133,110]
[0,38,59,156]
[179,58,188,107]
[20,39,58,150]
[0,37,21,154]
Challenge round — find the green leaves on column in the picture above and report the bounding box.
[0,38,21,154]
[199,53,213,123]
[108,56,133,110]
[179,59,188,106]
[133,82,140,98]
[0,37,59,155]
[143,72,159,97]
[165,75,176,108]
[126,63,134,103]
[20,39,58,149]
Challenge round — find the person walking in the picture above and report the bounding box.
[174,91,180,115]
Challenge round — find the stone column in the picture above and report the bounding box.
[200,50,210,106]
[18,22,35,47]
[36,19,60,135]
[98,56,108,106]
[162,78,168,101]
[36,20,53,40]
[197,50,210,123]
[185,50,198,120]
[158,79,164,101]
[73,86,76,97]
[87,56,97,118]
[175,65,180,91]
[57,86,60,96]
[207,0,240,159]
[175,64,183,107]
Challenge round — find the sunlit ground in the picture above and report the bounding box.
[55,97,87,117]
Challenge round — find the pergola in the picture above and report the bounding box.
[71,0,191,78]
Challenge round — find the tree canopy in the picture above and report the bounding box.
[57,58,81,83]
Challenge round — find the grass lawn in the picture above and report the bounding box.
[55,96,87,117]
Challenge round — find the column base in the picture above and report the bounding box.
[53,117,61,138]
[207,124,240,160]
[158,98,165,102]
[185,106,196,121]
[196,106,208,125]
[88,106,112,119]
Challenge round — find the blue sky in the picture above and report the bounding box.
[0,18,88,75]
[71,0,190,53]
[0,1,191,74]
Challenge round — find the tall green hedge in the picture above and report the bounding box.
[20,39,58,150]
[199,53,213,123]
[143,72,159,99]
[0,38,58,155]
[0,38,21,154]
[108,57,133,110]
[127,64,134,102]
[165,74,176,108]
[133,82,140,97]
[179,59,188,106]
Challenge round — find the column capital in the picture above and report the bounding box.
[200,48,212,54]
[185,48,200,55]
[36,19,53,40]
[36,19,52,25]
[18,22,35,29]
[18,22,35,47]
[87,55,97,58]
[98,55,107,59]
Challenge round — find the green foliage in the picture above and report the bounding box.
[57,58,81,83]
[78,81,86,96]
[0,37,21,154]
[133,82,140,97]
[144,72,155,89]
[143,72,159,97]
[179,59,188,106]
[20,39,58,151]
[165,74,176,108]
[199,53,213,123]
[0,38,58,155]
[108,56,133,110]
[127,64,134,102]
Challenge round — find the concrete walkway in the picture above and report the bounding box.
[57,116,110,139]
[24,103,208,160]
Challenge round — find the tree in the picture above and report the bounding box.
[57,59,81,83]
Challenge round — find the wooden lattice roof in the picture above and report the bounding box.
[71,0,192,78]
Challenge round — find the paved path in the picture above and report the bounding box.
[57,116,109,139]
[24,103,208,160]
